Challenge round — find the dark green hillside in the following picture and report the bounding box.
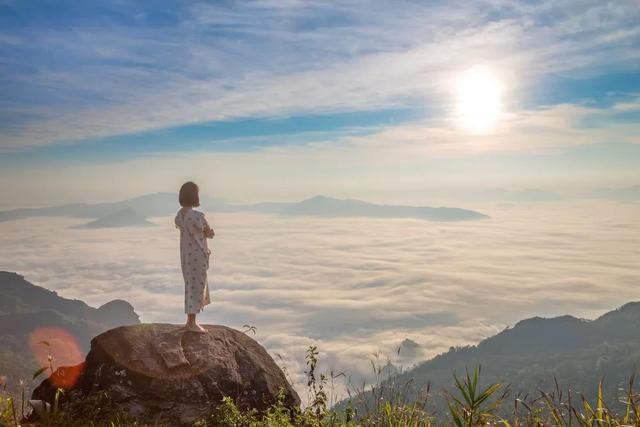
[339,303,640,416]
[0,272,140,396]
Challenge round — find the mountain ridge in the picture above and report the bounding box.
[0,271,139,328]
[0,272,140,396]
[75,207,155,228]
[0,192,488,225]
[338,301,640,414]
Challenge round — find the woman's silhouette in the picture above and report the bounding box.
[174,182,214,332]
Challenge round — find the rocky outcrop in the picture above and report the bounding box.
[32,324,300,426]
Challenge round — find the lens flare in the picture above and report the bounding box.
[29,326,85,389]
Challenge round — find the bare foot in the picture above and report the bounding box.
[183,323,207,334]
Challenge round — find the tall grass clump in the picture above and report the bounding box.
[445,367,505,426]
[3,344,640,426]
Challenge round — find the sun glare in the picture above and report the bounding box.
[29,326,85,388]
[455,65,503,133]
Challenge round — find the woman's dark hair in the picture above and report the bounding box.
[179,181,200,207]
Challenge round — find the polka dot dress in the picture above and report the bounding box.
[175,208,212,314]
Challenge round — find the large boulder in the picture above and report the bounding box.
[32,324,300,425]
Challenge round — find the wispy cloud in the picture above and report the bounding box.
[3,97,637,206]
[0,0,638,149]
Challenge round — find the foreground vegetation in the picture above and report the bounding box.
[2,346,639,427]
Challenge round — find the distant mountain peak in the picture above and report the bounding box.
[594,301,640,324]
[98,299,135,310]
[511,314,585,329]
[615,301,640,312]
[299,194,347,204]
[307,194,331,201]
[77,207,154,228]
[97,299,140,327]
[0,271,23,280]
[1,192,488,224]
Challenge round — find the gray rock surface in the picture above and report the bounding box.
[32,324,300,426]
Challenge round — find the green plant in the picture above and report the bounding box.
[6,342,640,427]
[205,395,258,426]
[445,366,503,426]
[32,341,55,382]
[305,345,328,421]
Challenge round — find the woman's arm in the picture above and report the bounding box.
[200,213,214,238]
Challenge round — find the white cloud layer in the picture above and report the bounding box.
[1,201,639,400]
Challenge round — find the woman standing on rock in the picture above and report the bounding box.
[174,181,214,333]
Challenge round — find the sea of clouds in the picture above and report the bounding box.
[1,200,639,402]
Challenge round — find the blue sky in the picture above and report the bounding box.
[0,0,639,204]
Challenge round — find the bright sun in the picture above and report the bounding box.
[455,65,503,132]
